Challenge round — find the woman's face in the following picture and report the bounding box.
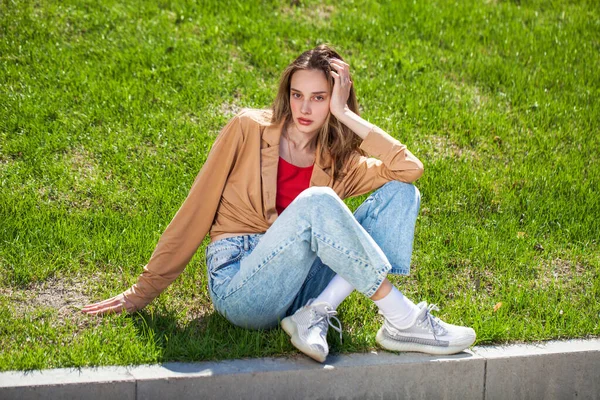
[289,69,331,136]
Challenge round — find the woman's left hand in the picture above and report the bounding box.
[81,292,136,315]
[329,58,353,118]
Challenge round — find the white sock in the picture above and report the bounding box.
[314,274,354,309]
[374,286,420,329]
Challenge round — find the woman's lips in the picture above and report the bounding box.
[298,118,313,125]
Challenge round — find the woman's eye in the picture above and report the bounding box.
[292,93,301,99]
[315,96,324,101]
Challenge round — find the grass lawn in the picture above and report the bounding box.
[1,0,599,371]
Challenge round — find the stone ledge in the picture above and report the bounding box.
[1,339,598,400]
[472,339,600,400]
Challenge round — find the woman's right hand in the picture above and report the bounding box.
[82,293,136,315]
[328,58,353,119]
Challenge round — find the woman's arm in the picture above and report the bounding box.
[328,58,423,197]
[339,128,424,198]
[83,113,246,315]
[328,58,374,140]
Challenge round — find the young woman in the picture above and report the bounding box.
[83,44,476,362]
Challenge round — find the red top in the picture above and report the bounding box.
[276,157,314,215]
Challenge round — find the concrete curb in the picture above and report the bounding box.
[1,339,599,399]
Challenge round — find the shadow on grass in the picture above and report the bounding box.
[129,306,297,363]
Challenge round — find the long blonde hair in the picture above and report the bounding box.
[271,44,366,181]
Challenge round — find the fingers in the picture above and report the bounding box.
[329,58,352,85]
[82,296,117,311]
[329,57,349,67]
[82,295,127,315]
[329,69,351,83]
[329,58,349,70]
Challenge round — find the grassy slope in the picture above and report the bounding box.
[0,0,598,370]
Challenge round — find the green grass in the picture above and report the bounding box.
[1,0,599,371]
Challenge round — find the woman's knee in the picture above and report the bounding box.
[380,181,421,206]
[295,186,343,208]
[297,186,337,199]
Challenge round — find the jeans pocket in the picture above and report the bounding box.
[206,241,243,299]
[354,196,377,234]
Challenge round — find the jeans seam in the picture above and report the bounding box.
[305,261,322,281]
[313,230,372,267]
[365,272,385,297]
[366,262,392,297]
[207,247,243,275]
[362,215,376,236]
[207,245,241,257]
[206,244,239,256]
[313,232,389,296]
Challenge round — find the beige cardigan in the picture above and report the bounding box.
[123,108,423,310]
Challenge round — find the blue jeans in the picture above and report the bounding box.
[205,181,421,329]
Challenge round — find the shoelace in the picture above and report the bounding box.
[311,306,343,343]
[418,304,446,339]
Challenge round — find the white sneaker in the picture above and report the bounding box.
[376,302,476,355]
[280,300,342,363]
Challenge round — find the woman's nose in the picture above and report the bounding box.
[301,100,311,114]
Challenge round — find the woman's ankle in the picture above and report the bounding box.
[313,274,354,309]
[370,278,393,301]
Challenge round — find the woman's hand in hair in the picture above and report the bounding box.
[82,293,136,315]
[328,58,353,118]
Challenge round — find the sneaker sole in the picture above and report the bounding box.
[281,316,327,363]
[375,326,476,356]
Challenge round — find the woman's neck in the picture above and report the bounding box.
[281,122,317,167]
[284,122,318,152]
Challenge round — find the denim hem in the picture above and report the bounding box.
[362,263,392,297]
[363,272,385,298]
[389,266,410,275]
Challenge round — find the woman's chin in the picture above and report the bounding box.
[294,122,322,136]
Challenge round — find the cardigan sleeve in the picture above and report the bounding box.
[121,113,244,311]
[341,126,424,198]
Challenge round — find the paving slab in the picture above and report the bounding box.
[0,366,136,400]
[1,339,599,400]
[473,339,600,400]
[131,351,485,400]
